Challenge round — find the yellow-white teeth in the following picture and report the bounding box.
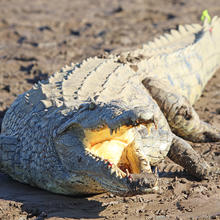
[116,168,126,178]
[139,158,152,173]
[126,169,130,177]
[146,123,153,135]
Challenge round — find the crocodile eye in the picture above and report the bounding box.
[89,102,96,110]
[78,104,84,110]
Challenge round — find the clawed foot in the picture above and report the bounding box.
[168,135,220,180]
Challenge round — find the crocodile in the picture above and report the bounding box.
[0,15,220,196]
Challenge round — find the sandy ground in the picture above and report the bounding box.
[0,0,220,219]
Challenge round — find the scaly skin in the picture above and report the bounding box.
[0,16,220,196]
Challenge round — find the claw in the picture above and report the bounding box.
[152,166,159,176]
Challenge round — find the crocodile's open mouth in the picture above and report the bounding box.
[83,123,155,179]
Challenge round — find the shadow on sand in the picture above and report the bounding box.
[0,172,106,219]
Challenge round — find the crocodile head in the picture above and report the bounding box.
[54,97,172,196]
[52,72,173,196]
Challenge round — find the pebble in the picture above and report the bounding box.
[216,107,220,114]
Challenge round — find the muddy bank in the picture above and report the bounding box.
[0,0,220,219]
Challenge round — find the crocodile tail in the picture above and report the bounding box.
[209,16,220,48]
[142,22,203,56]
[197,15,220,95]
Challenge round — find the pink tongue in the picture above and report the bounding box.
[90,139,126,165]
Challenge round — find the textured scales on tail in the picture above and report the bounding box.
[0,11,220,196]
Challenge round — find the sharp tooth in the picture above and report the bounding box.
[118,175,123,179]
[116,166,126,178]
[154,121,158,130]
[146,123,153,135]
[126,169,130,177]
[153,166,159,176]
[147,126,151,135]
[110,166,117,174]
[116,169,121,177]
[110,169,115,174]
[139,157,152,173]
[152,117,158,130]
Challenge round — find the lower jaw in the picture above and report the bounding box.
[83,126,159,195]
[87,157,159,196]
[96,173,159,196]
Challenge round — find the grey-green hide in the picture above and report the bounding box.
[0,16,220,196]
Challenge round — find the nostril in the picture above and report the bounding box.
[184,113,192,120]
[130,172,158,188]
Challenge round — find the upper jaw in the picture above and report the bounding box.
[57,101,156,136]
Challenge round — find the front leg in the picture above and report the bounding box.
[142,77,220,142]
[168,135,219,179]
